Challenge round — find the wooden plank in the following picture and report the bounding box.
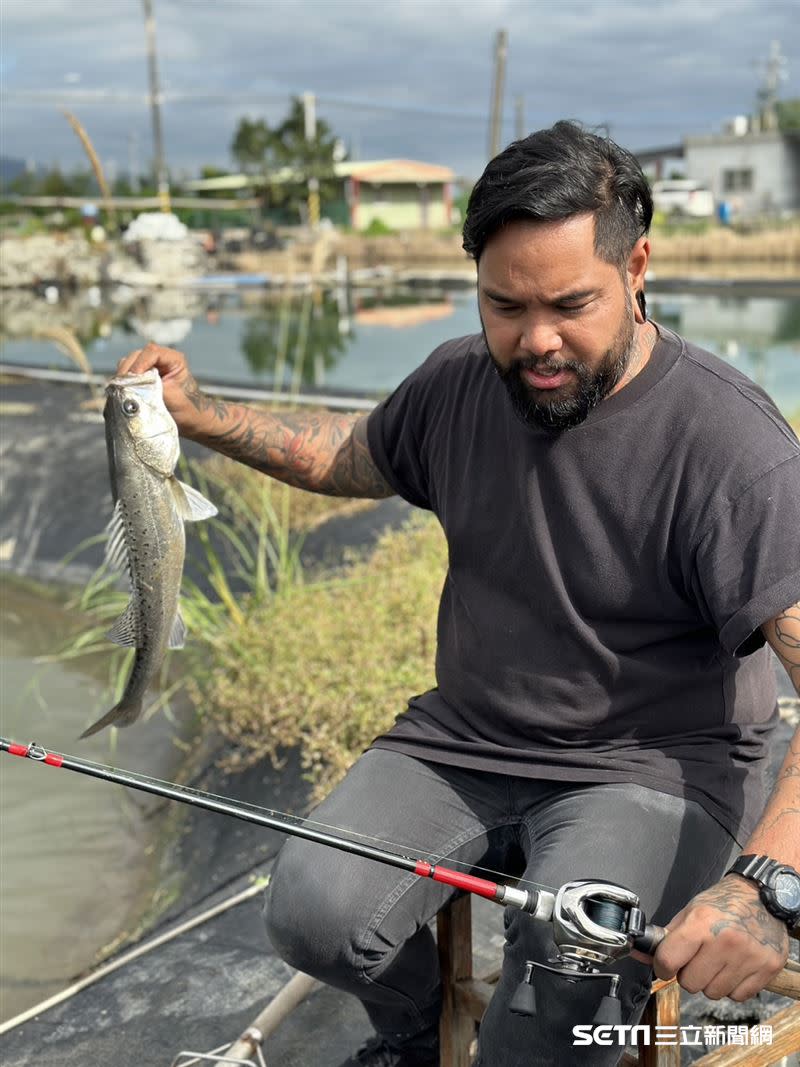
[764,969,800,999]
[638,979,681,1067]
[438,896,477,1067]
[689,1002,800,1066]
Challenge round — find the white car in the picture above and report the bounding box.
[652,179,715,218]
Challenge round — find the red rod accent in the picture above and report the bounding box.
[8,744,28,757]
[44,754,64,767]
[415,860,499,901]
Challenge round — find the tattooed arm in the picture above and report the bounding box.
[650,602,800,1001]
[117,342,394,499]
[745,603,800,861]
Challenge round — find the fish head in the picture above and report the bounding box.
[104,368,180,478]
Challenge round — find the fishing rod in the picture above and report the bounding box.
[0,736,667,1023]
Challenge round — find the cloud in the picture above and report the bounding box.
[1,0,797,178]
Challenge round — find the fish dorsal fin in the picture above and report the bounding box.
[107,600,138,647]
[169,609,186,650]
[104,501,129,573]
[170,479,218,522]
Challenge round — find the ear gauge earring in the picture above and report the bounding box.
[635,290,647,323]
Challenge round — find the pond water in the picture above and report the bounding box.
[1,282,798,417]
[0,280,798,1024]
[0,577,195,1023]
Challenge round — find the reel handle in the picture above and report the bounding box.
[632,922,667,957]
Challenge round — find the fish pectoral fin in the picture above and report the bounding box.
[171,479,218,522]
[169,609,186,650]
[104,501,130,573]
[107,601,138,647]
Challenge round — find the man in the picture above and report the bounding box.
[119,121,800,1067]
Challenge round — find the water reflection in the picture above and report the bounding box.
[648,293,800,415]
[0,283,797,414]
[240,290,348,387]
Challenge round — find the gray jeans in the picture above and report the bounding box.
[264,750,739,1066]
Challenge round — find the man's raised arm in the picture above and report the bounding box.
[117,342,395,499]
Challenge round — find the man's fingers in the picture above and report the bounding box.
[673,956,728,997]
[116,342,187,379]
[652,924,703,981]
[116,348,144,375]
[727,967,780,1003]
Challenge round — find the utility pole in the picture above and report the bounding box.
[303,91,320,229]
[128,131,140,192]
[515,95,525,141]
[755,40,787,132]
[142,0,170,212]
[488,29,508,161]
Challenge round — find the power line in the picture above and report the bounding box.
[0,89,725,132]
[2,86,490,120]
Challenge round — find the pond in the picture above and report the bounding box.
[1,282,798,417]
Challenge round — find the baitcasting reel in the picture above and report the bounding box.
[510,879,666,1024]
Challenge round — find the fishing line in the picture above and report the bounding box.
[6,744,557,895]
[131,765,558,894]
[210,800,558,895]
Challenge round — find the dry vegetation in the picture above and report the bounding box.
[229,225,800,278]
[649,223,800,271]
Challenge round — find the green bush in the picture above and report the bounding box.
[362,217,395,237]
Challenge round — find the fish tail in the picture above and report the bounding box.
[79,700,143,739]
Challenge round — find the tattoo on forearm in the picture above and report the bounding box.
[767,603,800,692]
[185,377,229,422]
[185,385,393,499]
[756,806,800,835]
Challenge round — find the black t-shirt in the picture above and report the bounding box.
[366,325,800,842]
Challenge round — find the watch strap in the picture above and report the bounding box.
[726,854,780,881]
[726,854,800,931]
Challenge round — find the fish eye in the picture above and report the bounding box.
[122,399,139,416]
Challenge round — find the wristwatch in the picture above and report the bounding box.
[726,854,800,932]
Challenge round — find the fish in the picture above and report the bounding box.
[80,369,217,738]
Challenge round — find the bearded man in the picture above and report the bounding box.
[119,121,800,1067]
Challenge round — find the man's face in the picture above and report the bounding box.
[477,214,641,433]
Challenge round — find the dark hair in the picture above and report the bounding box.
[462,120,652,268]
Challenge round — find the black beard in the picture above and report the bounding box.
[485,315,635,434]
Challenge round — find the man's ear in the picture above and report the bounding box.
[628,236,650,323]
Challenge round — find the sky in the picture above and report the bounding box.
[1,0,797,183]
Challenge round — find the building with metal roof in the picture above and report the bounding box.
[186,159,456,231]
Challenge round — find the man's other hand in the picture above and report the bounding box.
[650,876,789,1001]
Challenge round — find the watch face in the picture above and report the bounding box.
[774,873,800,914]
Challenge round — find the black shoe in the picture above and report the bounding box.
[338,1033,439,1066]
